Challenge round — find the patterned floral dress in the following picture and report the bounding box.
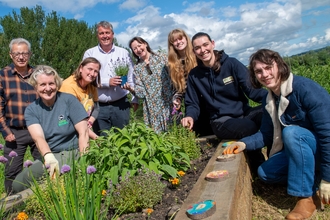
[133,52,173,133]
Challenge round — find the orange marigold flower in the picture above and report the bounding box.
[177,171,185,177]
[101,190,107,196]
[16,211,28,220]
[146,208,154,214]
[170,178,180,185]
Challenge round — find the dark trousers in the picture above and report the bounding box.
[193,98,214,137]
[93,96,130,136]
[210,105,265,173]
[4,128,41,194]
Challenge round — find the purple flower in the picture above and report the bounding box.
[61,164,71,174]
[44,164,50,170]
[86,165,96,174]
[0,144,3,150]
[171,107,177,115]
[9,150,18,158]
[0,156,8,164]
[23,160,33,168]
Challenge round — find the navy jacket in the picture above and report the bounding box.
[185,51,267,121]
[242,74,330,182]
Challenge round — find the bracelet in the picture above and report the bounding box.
[43,152,52,157]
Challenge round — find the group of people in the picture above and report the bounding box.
[1,19,330,219]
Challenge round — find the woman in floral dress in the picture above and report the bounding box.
[124,37,173,133]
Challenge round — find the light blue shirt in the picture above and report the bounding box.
[83,44,137,103]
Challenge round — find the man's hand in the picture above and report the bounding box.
[5,133,15,142]
[181,117,194,130]
[320,179,330,204]
[223,142,246,154]
[44,153,59,178]
[109,76,122,87]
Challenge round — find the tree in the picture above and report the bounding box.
[0,5,97,79]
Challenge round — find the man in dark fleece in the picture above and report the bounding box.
[181,32,268,174]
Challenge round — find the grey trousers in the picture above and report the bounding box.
[12,149,79,193]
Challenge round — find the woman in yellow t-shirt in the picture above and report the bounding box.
[60,57,101,139]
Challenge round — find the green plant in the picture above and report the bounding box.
[111,168,166,213]
[24,155,120,219]
[112,58,129,76]
[86,121,191,187]
[165,107,201,160]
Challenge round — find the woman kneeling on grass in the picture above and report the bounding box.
[12,65,89,193]
[223,49,330,219]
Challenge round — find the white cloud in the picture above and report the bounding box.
[119,0,147,11]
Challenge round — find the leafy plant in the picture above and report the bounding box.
[86,122,191,187]
[112,58,129,76]
[111,168,166,213]
[165,107,201,160]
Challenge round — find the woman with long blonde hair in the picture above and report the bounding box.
[167,29,213,136]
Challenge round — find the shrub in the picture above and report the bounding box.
[111,168,166,213]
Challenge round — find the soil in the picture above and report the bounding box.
[117,138,219,220]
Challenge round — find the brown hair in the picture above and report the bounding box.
[192,32,222,73]
[72,57,101,87]
[248,49,290,88]
[167,29,197,93]
[128,37,157,64]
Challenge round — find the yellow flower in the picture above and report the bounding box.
[170,178,180,185]
[16,211,28,220]
[102,190,107,196]
[177,171,185,177]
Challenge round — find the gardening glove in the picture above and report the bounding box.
[320,179,330,204]
[44,153,59,179]
[223,142,246,155]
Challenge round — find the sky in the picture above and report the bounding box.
[0,0,329,64]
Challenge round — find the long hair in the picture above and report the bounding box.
[192,32,222,73]
[167,29,197,93]
[128,37,157,64]
[72,57,101,87]
[248,49,290,89]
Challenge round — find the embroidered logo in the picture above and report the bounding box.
[58,114,68,126]
[223,76,234,85]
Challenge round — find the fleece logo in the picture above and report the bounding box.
[223,76,234,85]
[58,114,69,126]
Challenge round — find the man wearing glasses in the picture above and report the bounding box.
[0,38,41,194]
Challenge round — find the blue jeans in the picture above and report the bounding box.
[258,126,320,197]
[93,96,130,136]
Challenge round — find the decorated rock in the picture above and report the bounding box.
[205,170,229,182]
[216,153,236,162]
[186,199,216,219]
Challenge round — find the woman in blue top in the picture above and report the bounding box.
[223,49,330,219]
[12,65,89,193]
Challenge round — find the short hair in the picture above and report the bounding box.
[191,32,212,44]
[96,21,113,33]
[72,57,101,87]
[128,36,156,64]
[9,38,31,53]
[248,49,290,89]
[29,65,63,90]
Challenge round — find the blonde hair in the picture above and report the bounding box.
[167,29,197,93]
[29,65,63,89]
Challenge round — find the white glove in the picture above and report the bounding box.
[223,142,246,155]
[44,153,59,178]
[320,179,330,204]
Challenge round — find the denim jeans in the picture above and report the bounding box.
[258,126,320,197]
[93,96,130,136]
